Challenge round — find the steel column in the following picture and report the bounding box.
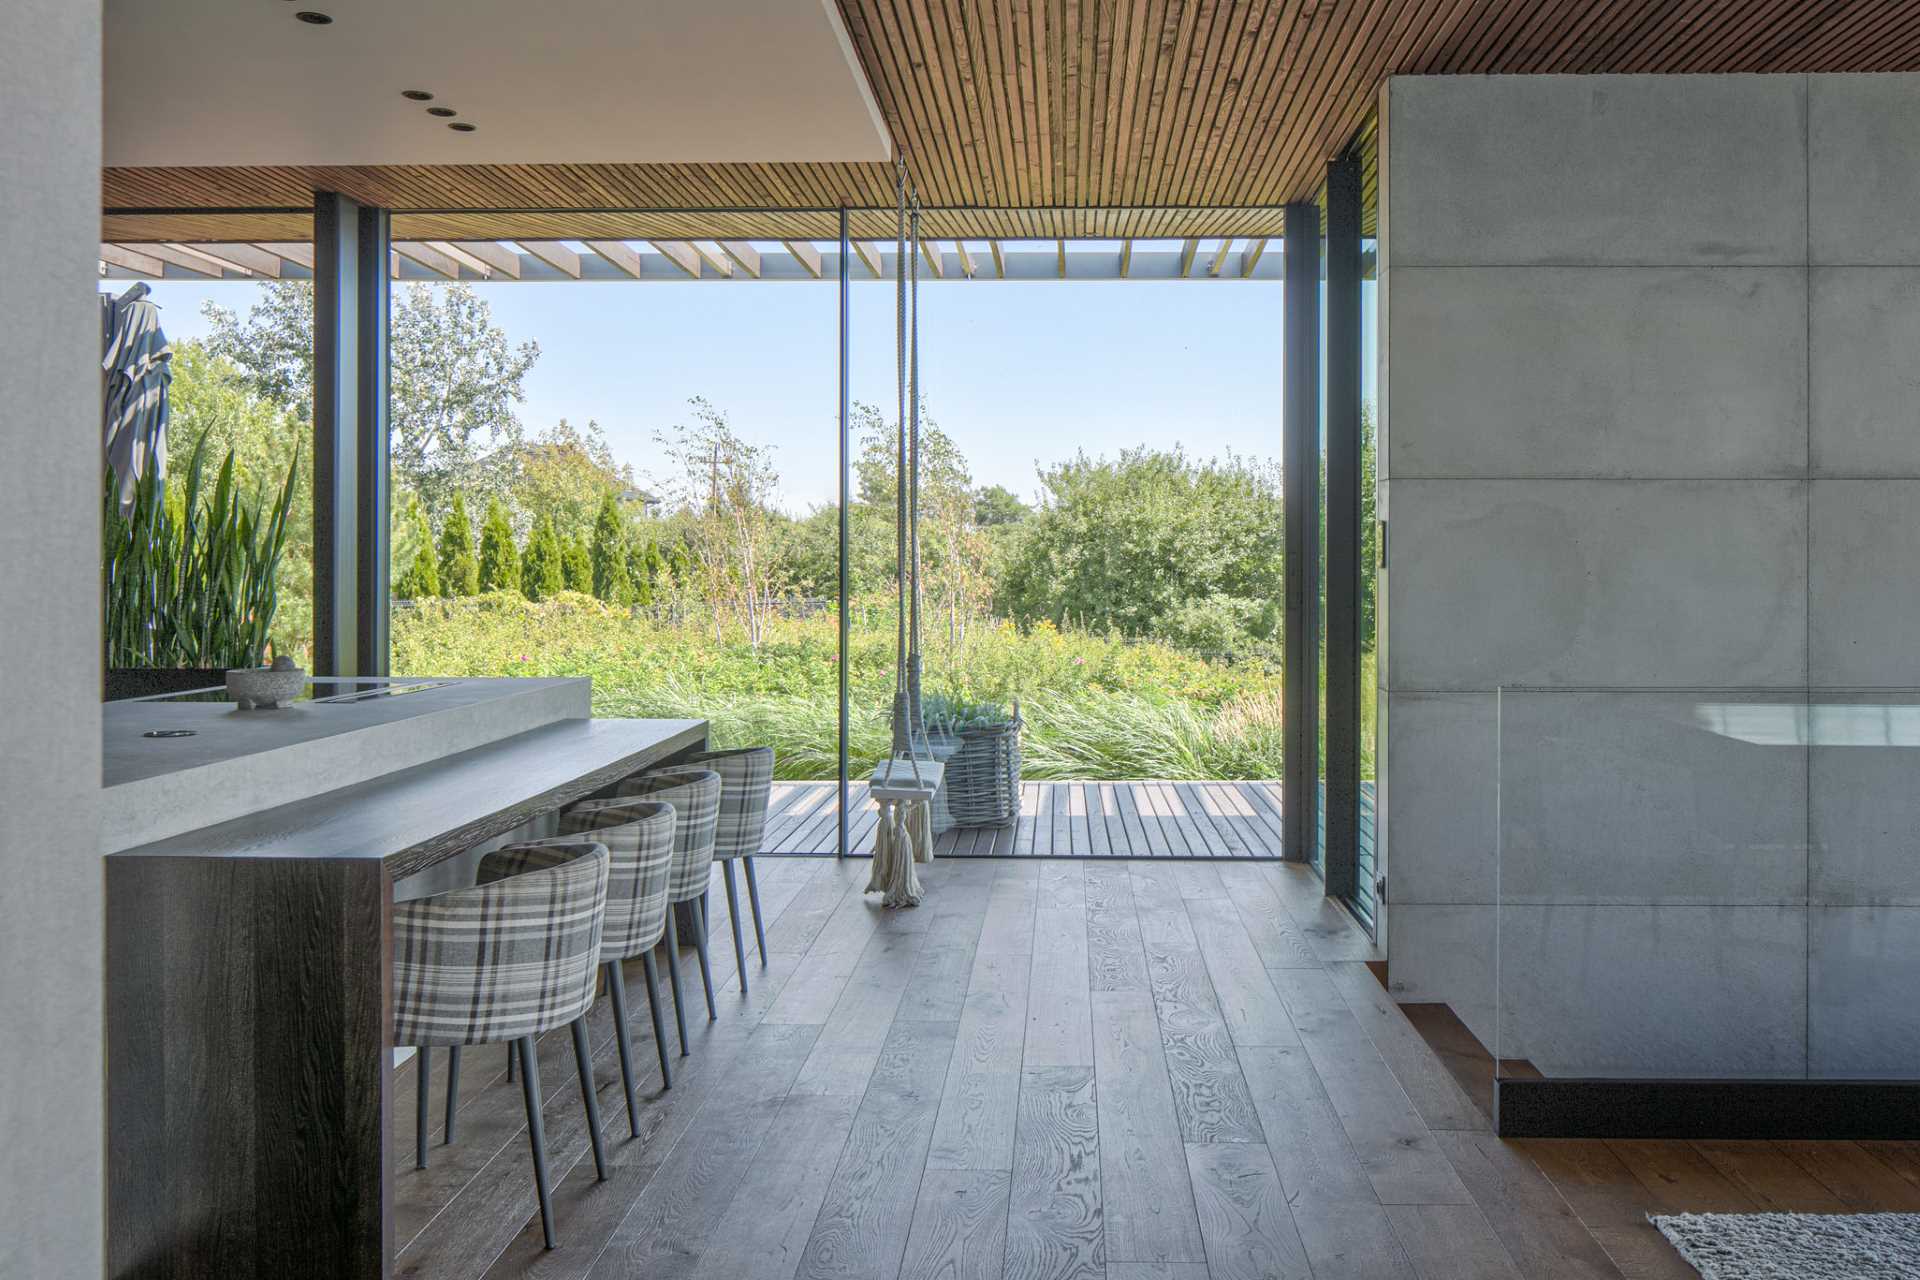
[837,207,852,858]
[1322,155,1364,899]
[312,191,391,676]
[1282,202,1322,864]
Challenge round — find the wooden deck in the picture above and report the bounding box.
[764,778,1291,857]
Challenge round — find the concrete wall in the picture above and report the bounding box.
[0,1,104,1273]
[1378,73,1920,1078]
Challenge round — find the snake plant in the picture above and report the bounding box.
[103,433,299,669]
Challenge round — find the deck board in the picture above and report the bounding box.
[763,780,1287,857]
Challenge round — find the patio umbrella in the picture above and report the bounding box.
[101,281,173,515]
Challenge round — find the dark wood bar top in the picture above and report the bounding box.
[109,716,706,881]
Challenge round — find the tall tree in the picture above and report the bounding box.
[476,497,520,594]
[202,281,538,522]
[655,397,781,646]
[590,492,634,603]
[436,491,479,597]
[509,419,633,544]
[561,535,593,595]
[520,515,565,602]
[392,497,440,600]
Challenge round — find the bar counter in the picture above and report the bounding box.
[104,681,704,1279]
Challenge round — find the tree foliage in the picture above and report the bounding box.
[520,515,566,602]
[392,493,441,601]
[590,492,634,604]
[202,281,536,524]
[656,397,781,645]
[437,491,480,597]
[477,498,521,594]
[1001,447,1285,653]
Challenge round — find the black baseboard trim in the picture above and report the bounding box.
[1496,1076,1920,1139]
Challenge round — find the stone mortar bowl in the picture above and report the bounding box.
[227,661,306,710]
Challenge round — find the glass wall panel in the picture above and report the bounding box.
[383,237,843,851]
[100,256,316,678]
[1495,687,1920,1084]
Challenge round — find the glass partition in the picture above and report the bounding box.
[1496,687,1920,1084]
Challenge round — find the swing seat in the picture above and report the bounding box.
[869,757,944,803]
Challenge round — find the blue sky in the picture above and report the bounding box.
[141,274,1376,514]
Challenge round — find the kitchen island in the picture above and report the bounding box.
[104,676,704,1279]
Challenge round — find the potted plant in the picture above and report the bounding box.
[923,691,1023,827]
[103,433,299,700]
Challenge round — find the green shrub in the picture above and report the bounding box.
[477,498,520,594]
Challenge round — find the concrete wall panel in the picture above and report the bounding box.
[1386,75,1806,268]
[1388,479,1808,690]
[1391,266,1807,479]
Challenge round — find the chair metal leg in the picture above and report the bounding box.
[444,1045,461,1145]
[569,1018,609,1182]
[722,861,748,995]
[640,949,673,1089]
[506,1041,515,1082]
[692,891,718,1020]
[516,1037,557,1250]
[605,960,642,1137]
[662,912,690,1056]
[415,1045,431,1170]
[743,856,767,962]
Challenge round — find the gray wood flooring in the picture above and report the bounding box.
[393,852,1848,1279]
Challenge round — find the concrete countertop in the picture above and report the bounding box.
[101,676,592,853]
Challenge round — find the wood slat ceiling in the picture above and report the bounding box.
[104,0,1920,243]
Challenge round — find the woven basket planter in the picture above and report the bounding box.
[942,714,1023,827]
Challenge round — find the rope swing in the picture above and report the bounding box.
[866,160,943,909]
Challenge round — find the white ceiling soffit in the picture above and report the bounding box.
[104,0,891,168]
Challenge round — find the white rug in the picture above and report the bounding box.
[1653,1212,1920,1279]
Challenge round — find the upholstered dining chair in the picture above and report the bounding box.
[676,747,774,994]
[558,797,678,1113]
[613,767,721,1056]
[395,840,611,1251]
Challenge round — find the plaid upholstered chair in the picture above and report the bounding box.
[612,767,721,1057]
[394,840,610,1252]
[558,797,678,1116]
[678,747,775,994]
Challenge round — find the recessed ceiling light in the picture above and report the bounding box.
[402,89,434,101]
[448,122,477,133]
[427,106,457,117]
[294,10,332,23]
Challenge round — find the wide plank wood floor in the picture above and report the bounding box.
[393,853,1905,1279]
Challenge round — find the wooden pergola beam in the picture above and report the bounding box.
[649,241,701,278]
[139,242,248,278]
[190,242,284,277]
[917,238,944,278]
[1179,238,1199,278]
[783,240,823,278]
[394,241,461,279]
[690,242,734,277]
[718,241,762,278]
[518,241,582,278]
[450,240,522,278]
[1207,238,1234,278]
[584,240,643,279]
[853,240,883,278]
[954,241,975,278]
[100,244,164,277]
[989,240,1005,279]
[426,241,494,278]
[1240,238,1268,278]
[255,242,315,270]
[1119,239,1132,278]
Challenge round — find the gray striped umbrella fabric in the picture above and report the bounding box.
[100,282,173,515]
